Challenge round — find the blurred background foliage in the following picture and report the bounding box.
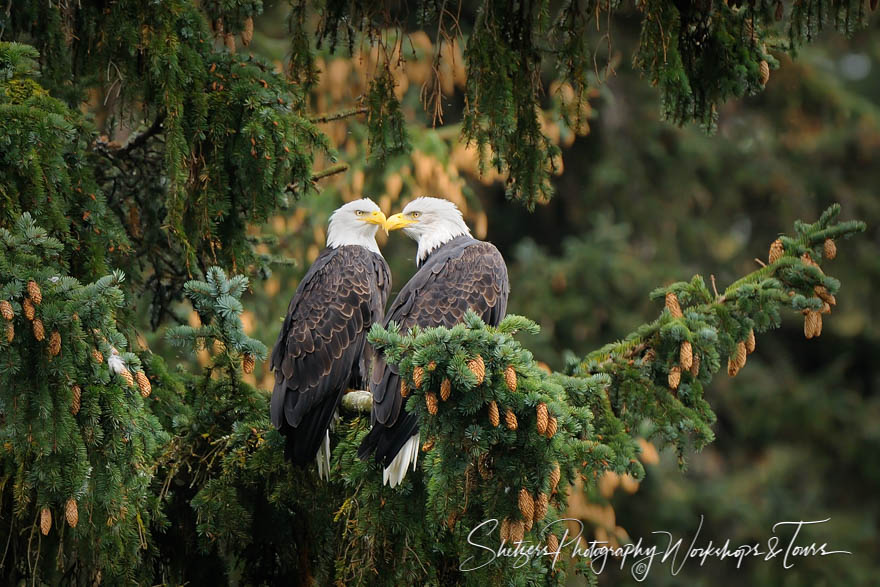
[232,4,879,584]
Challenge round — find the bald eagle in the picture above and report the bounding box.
[358,197,509,487]
[270,199,390,478]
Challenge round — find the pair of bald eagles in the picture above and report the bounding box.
[269,197,509,487]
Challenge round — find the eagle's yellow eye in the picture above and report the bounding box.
[355,210,366,216]
[410,211,421,219]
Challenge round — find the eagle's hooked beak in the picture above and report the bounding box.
[384,213,417,233]
[362,210,388,232]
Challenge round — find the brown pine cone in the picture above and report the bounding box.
[504,365,517,391]
[545,417,558,439]
[549,463,561,493]
[426,361,437,371]
[23,298,35,321]
[759,60,770,85]
[33,318,45,341]
[65,498,78,528]
[804,310,822,339]
[518,488,534,521]
[509,520,524,543]
[0,300,12,320]
[823,238,837,260]
[49,331,61,356]
[92,348,104,364]
[421,438,435,452]
[243,353,255,374]
[814,285,836,306]
[5,322,13,343]
[746,329,756,353]
[136,371,152,398]
[119,368,135,388]
[547,532,559,553]
[488,400,500,427]
[769,239,784,263]
[41,508,52,535]
[505,409,518,431]
[536,403,549,435]
[413,366,425,389]
[467,355,485,384]
[71,385,81,415]
[534,492,549,521]
[400,378,409,398]
[679,341,693,370]
[690,352,701,377]
[224,32,235,52]
[665,292,683,318]
[735,341,747,369]
[440,378,451,401]
[728,357,740,377]
[668,365,681,390]
[425,392,438,415]
[27,280,42,304]
[500,518,510,542]
[241,16,254,46]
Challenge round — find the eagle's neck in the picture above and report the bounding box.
[326,227,381,255]
[416,221,471,265]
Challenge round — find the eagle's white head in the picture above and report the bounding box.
[325,198,387,254]
[385,197,472,264]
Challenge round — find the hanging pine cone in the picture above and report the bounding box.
[71,385,81,415]
[488,400,500,427]
[136,371,152,398]
[241,16,254,46]
[728,357,740,377]
[65,498,78,528]
[440,378,451,401]
[243,353,255,374]
[32,318,45,341]
[769,239,784,263]
[400,378,409,398]
[5,322,13,343]
[668,365,681,390]
[413,366,425,389]
[735,341,748,369]
[0,300,12,320]
[824,238,837,260]
[815,285,836,306]
[759,60,770,85]
[467,355,485,384]
[500,518,510,542]
[690,352,700,377]
[536,403,549,435]
[425,392,439,415]
[534,492,549,521]
[549,463,561,493]
[547,532,559,553]
[801,252,823,273]
[421,438,435,452]
[546,417,558,439]
[92,348,104,364]
[509,520,525,543]
[504,365,517,391]
[49,331,61,356]
[40,507,51,535]
[679,341,693,370]
[642,348,656,365]
[524,515,533,532]
[665,292,683,318]
[27,280,42,304]
[23,298,35,320]
[746,329,756,353]
[224,32,236,52]
[518,488,534,521]
[505,408,518,431]
[119,368,135,388]
[804,310,822,339]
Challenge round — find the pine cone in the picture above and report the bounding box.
[509,520,524,543]
[769,239,784,263]
[642,348,656,365]
[71,385,81,415]
[440,378,451,401]
[815,285,836,306]
[534,492,549,521]
[690,352,700,377]
[679,341,693,370]
[400,378,409,398]
[5,322,13,343]
[728,357,740,377]
[23,298,35,321]
[425,392,438,415]
[801,252,822,272]
[518,488,534,521]
[549,463,561,493]
[224,32,236,52]
[49,331,61,356]
[500,518,510,542]
[32,318,45,341]
[668,365,681,390]
[547,532,559,553]
[65,498,78,528]
[665,292,683,318]
[804,310,822,339]
[426,361,437,371]
[467,355,485,384]
[488,401,500,427]
[536,403,549,435]
[40,507,51,536]
[505,408,518,431]
[524,515,533,532]
[92,348,104,364]
[413,366,425,389]
[759,60,770,85]
[746,329,756,354]
[136,371,152,398]
[735,341,748,369]
[821,302,832,314]
[241,16,254,46]
[504,365,517,392]
[243,353,255,374]
[421,438,435,452]
[27,280,42,304]
[824,238,837,260]
[0,300,12,320]
[546,417,558,439]
[119,368,135,388]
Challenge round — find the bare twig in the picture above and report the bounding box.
[310,162,350,182]
[309,107,368,124]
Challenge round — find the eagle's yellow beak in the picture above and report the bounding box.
[384,213,417,233]
[362,210,387,230]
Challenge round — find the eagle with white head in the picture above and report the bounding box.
[271,198,390,479]
[358,197,509,487]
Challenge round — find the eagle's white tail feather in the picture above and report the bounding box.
[316,430,331,480]
[383,433,420,488]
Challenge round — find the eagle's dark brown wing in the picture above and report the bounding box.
[358,236,508,467]
[270,245,389,465]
